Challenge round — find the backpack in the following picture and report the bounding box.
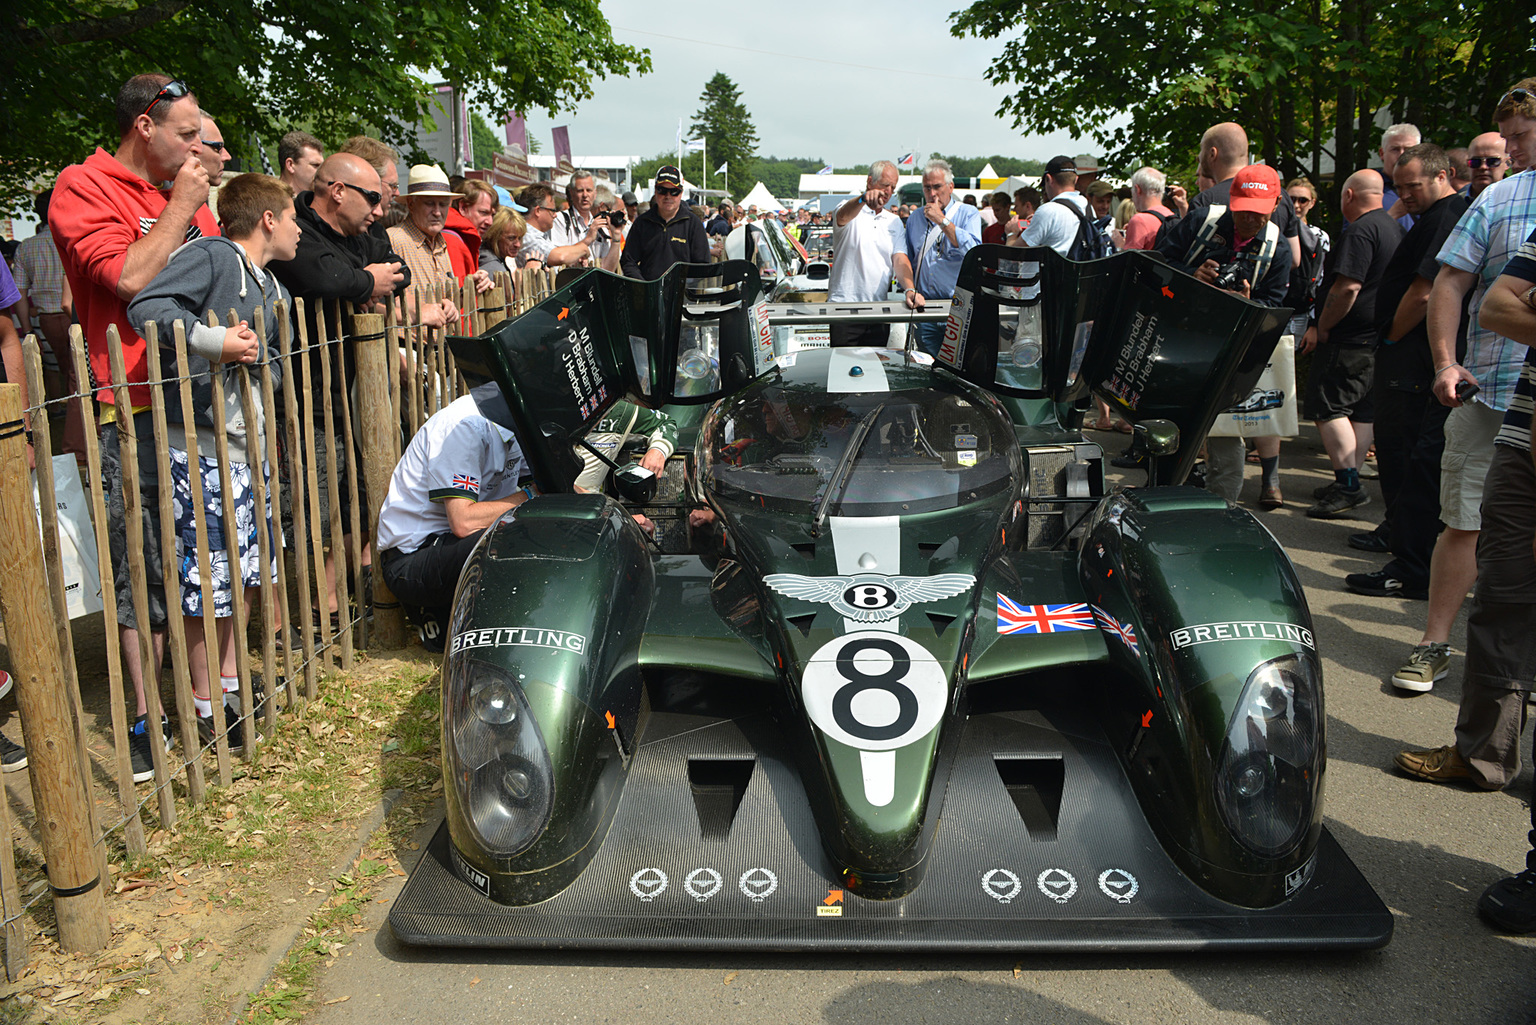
[1051,196,1111,261]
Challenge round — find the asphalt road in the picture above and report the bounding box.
[304,429,1536,1025]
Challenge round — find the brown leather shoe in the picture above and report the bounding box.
[1258,485,1284,510]
[1394,744,1480,786]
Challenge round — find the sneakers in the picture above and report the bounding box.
[1258,485,1284,510]
[0,734,26,772]
[1479,867,1536,933]
[1348,529,1391,553]
[129,714,172,784]
[1306,486,1370,519]
[0,668,11,701]
[197,704,260,755]
[1392,642,1451,692]
[1109,451,1146,470]
[1312,481,1341,500]
[1393,743,1483,786]
[1345,569,1428,600]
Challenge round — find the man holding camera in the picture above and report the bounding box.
[1155,163,1292,503]
[1300,169,1405,519]
[551,169,623,273]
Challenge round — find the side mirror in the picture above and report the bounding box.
[1134,419,1180,456]
[614,462,659,505]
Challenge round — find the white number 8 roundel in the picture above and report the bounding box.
[801,631,948,752]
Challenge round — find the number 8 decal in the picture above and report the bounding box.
[802,631,948,807]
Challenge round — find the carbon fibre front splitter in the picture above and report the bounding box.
[390,709,1393,952]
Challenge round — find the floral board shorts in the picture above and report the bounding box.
[169,448,279,618]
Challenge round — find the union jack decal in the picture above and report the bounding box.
[1092,605,1140,657]
[451,473,480,494]
[996,596,1095,635]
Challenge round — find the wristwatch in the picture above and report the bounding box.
[1522,284,1536,311]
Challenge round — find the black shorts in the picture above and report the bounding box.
[1303,344,1375,423]
[101,414,168,631]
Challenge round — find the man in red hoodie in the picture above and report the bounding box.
[50,73,221,782]
[446,180,497,291]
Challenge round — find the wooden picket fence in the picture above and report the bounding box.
[0,265,558,977]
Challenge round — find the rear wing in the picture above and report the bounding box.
[449,262,767,493]
[939,245,1289,484]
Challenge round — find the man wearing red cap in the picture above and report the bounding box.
[1156,162,1292,504]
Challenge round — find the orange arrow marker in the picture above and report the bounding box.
[558,307,570,320]
[605,710,616,729]
[1141,710,1154,728]
[1161,286,1175,299]
[823,889,844,905]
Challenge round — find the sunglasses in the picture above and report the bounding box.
[1500,88,1532,106]
[201,139,225,153]
[140,79,190,121]
[325,180,382,207]
[1287,194,1314,205]
[655,186,683,197]
[1467,156,1503,168]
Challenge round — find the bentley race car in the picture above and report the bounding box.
[389,246,1393,951]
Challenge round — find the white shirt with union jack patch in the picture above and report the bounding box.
[376,394,528,554]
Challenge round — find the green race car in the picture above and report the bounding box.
[390,247,1392,951]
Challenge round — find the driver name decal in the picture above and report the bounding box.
[801,631,949,807]
[1169,621,1314,650]
[764,572,975,624]
[939,286,973,367]
[450,627,588,655]
[1102,310,1163,410]
[561,324,608,419]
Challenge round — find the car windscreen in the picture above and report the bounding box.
[703,381,1014,516]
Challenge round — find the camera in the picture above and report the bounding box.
[1211,237,1262,292]
[604,209,626,227]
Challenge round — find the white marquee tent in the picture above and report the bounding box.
[737,180,787,212]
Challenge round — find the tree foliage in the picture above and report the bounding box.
[950,0,1532,202]
[470,111,502,171]
[3,0,650,209]
[689,72,759,192]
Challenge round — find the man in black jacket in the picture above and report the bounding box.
[268,152,410,624]
[621,165,709,280]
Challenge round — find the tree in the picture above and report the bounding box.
[950,0,1532,209]
[471,111,503,170]
[3,0,650,209]
[689,73,759,192]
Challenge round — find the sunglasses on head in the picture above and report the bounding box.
[1467,156,1503,168]
[1501,88,1532,107]
[140,79,190,120]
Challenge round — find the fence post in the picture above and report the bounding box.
[0,384,110,953]
[350,312,406,647]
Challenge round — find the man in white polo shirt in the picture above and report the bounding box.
[828,159,904,347]
[376,384,531,649]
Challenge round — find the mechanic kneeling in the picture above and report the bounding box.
[376,383,534,651]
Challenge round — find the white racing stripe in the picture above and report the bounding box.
[826,347,890,394]
[830,516,901,632]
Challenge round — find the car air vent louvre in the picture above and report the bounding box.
[790,541,816,561]
[687,758,755,841]
[926,612,956,636]
[786,613,817,637]
[993,756,1064,841]
[919,538,959,564]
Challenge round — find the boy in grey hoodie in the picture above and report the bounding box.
[128,173,298,754]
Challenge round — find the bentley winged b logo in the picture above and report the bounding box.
[762,572,977,623]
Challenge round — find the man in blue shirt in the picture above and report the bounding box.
[894,159,982,357]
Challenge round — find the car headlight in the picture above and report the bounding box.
[446,658,553,857]
[1214,655,1322,858]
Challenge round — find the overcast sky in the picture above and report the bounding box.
[515,0,1099,172]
